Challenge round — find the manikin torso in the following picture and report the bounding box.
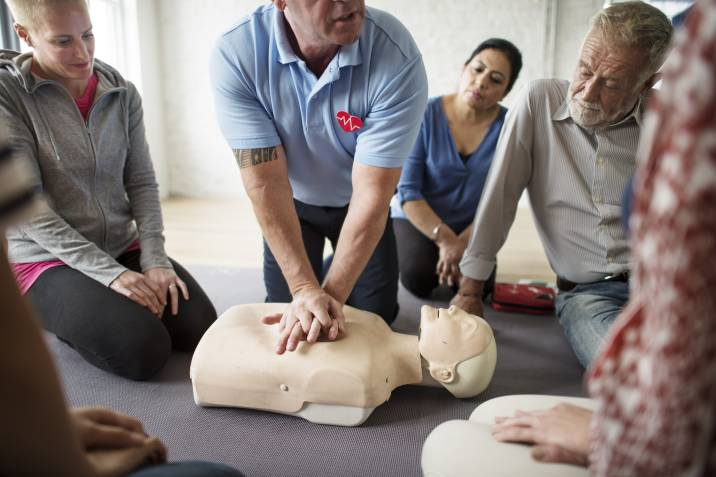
[191,304,496,426]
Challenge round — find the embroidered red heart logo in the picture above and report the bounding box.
[336,111,363,132]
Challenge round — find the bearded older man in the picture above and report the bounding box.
[451,1,673,367]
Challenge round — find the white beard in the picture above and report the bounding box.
[568,93,609,128]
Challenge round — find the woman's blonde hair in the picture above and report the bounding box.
[6,0,88,31]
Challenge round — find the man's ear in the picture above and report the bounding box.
[273,0,287,12]
[14,23,32,48]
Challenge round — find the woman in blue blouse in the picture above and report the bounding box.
[391,38,522,299]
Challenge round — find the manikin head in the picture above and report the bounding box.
[419,306,496,399]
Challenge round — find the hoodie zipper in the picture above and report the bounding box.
[85,87,125,251]
[30,78,126,251]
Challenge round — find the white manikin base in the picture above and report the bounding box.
[193,387,376,426]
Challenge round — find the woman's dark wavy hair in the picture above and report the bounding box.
[465,38,523,94]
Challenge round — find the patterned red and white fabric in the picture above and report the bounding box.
[587,1,716,476]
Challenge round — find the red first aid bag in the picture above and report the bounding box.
[491,283,556,315]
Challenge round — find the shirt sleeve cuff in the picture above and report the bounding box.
[354,154,404,169]
[138,235,173,272]
[459,254,497,281]
[399,189,424,204]
[226,135,282,150]
[88,264,130,288]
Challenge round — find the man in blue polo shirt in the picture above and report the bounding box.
[210,0,428,354]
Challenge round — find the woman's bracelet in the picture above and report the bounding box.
[431,222,443,241]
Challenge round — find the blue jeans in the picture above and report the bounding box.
[555,280,630,368]
[128,461,243,477]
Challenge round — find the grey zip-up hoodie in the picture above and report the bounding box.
[0,50,172,286]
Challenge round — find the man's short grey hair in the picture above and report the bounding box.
[591,1,674,80]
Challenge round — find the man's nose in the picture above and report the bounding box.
[582,78,600,103]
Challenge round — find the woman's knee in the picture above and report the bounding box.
[167,294,217,352]
[399,266,437,298]
[102,319,172,381]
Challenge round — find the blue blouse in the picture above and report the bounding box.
[390,96,507,233]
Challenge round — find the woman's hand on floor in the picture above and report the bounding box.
[110,270,165,317]
[86,438,166,477]
[71,407,167,477]
[145,267,189,316]
[491,403,593,467]
[70,407,146,449]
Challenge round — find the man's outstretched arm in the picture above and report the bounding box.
[236,146,344,354]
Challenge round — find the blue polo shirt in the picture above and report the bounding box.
[391,97,507,232]
[210,4,428,207]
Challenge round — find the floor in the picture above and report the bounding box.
[161,197,554,284]
[54,265,584,477]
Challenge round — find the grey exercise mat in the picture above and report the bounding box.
[49,266,585,477]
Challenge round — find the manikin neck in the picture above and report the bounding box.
[386,332,445,389]
[386,332,424,388]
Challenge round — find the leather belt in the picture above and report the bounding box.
[556,271,630,292]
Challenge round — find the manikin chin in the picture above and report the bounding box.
[190,304,497,426]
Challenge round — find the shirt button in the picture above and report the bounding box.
[596,157,604,165]
[608,257,614,264]
[595,196,603,204]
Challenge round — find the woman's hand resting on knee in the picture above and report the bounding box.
[144,267,189,316]
[490,403,593,467]
[110,268,189,317]
[70,407,167,477]
[110,270,166,317]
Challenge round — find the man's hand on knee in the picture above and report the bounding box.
[262,286,345,354]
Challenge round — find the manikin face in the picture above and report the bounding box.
[458,48,511,111]
[568,27,650,128]
[16,3,95,89]
[275,0,366,47]
[419,306,493,383]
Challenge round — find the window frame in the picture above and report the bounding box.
[0,2,20,51]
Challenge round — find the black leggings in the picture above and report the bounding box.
[392,218,496,300]
[27,250,217,381]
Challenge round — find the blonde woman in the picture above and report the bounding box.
[1,0,216,380]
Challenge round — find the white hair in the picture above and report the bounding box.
[591,1,674,79]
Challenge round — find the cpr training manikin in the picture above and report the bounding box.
[190,304,497,426]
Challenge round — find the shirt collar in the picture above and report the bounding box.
[274,9,300,64]
[337,39,362,68]
[553,86,647,128]
[273,8,363,68]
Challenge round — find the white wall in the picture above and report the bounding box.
[154,0,603,198]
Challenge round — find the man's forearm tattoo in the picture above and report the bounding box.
[233,147,279,169]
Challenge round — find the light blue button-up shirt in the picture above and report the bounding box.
[210,4,428,207]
